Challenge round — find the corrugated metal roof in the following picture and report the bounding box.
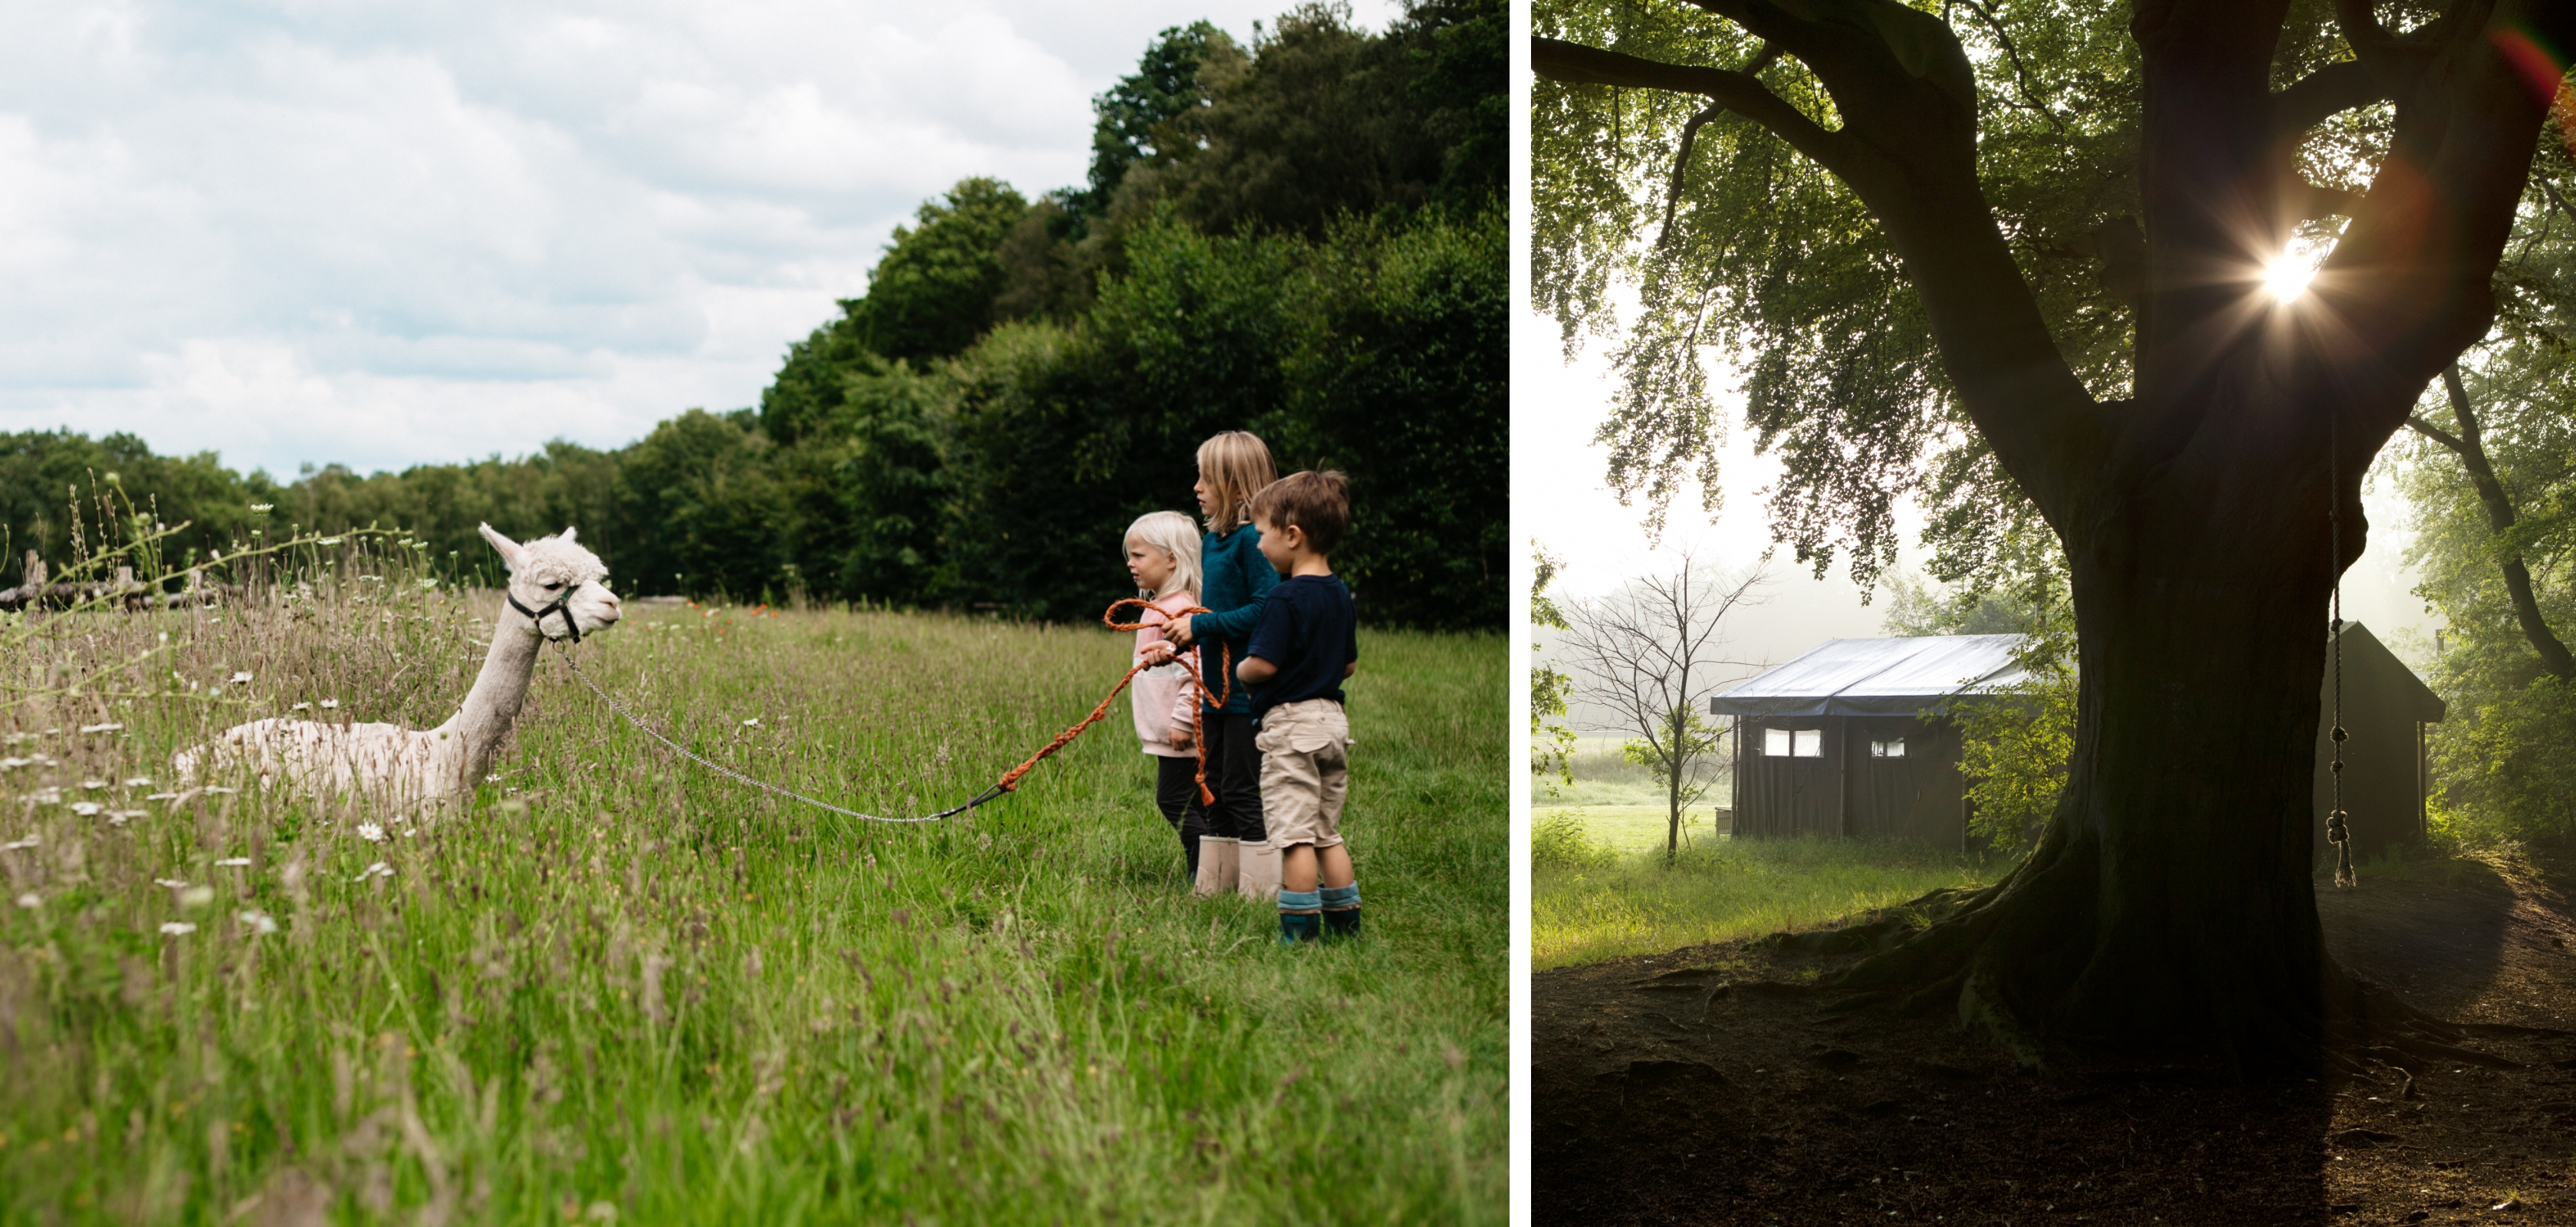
[1707,634,2033,718]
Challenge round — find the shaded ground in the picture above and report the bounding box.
[1533,848,2576,1225]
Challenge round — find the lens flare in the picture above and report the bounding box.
[2262,252,2318,303]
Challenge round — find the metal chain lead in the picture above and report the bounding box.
[550,643,1000,824]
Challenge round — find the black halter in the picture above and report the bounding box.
[508,589,582,643]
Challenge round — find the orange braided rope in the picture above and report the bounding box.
[995,597,1234,802]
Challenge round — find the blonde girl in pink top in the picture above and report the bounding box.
[1125,510,1211,885]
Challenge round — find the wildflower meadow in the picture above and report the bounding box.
[0,527,1503,1222]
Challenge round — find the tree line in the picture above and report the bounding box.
[3,1,1503,630]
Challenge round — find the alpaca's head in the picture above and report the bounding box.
[479,523,621,640]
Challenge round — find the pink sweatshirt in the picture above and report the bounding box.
[1131,590,1204,757]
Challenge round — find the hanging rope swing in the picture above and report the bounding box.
[2327,403,2358,889]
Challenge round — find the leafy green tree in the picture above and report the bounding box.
[615,410,789,600]
[0,430,271,582]
[1274,208,1509,626]
[1531,544,1578,792]
[2394,153,2576,845]
[1533,0,2574,1068]
[848,179,1035,364]
[1079,21,1240,219]
[1151,1,1505,238]
[775,357,952,606]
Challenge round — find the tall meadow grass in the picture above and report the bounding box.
[1531,820,1996,971]
[0,531,1503,1222]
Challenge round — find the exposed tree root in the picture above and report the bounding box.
[1753,823,2525,1081]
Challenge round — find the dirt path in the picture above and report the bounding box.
[1533,850,2576,1225]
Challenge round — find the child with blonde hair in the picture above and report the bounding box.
[1155,430,1283,898]
[1123,510,1212,883]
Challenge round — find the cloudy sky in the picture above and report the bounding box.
[0,0,1399,479]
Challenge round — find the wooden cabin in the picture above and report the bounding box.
[1711,627,2443,858]
[1709,635,2021,847]
[2312,623,2445,862]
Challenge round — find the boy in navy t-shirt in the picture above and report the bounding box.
[1236,470,1361,942]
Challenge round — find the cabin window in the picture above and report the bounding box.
[1871,738,1906,758]
[1792,729,1822,758]
[1764,728,1791,757]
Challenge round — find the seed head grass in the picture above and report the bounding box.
[0,537,1503,1222]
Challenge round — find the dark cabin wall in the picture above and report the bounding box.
[1733,715,1967,846]
[2312,634,2433,864]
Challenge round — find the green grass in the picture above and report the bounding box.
[1531,813,1998,971]
[1545,806,1726,854]
[0,550,1503,1222]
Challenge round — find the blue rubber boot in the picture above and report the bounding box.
[1277,889,1322,944]
[1320,883,1360,939]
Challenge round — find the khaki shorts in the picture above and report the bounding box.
[1255,699,1351,850]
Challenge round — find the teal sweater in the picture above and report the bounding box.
[1190,525,1280,717]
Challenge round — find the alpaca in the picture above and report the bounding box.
[173,524,623,804]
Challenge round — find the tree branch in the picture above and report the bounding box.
[2404,414,2465,456]
[2422,366,2576,680]
[2286,179,2366,220]
[1546,0,2111,523]
[1531,38,1855,176]
[2270,59,2390,141]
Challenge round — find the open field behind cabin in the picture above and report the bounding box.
[0,545,1504,1223]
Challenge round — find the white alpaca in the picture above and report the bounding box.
[174,524,623,804]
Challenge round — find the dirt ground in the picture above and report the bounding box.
[1533,850,2576,1225]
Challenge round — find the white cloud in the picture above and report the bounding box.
[0,0,1403,476]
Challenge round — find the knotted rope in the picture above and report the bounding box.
[2328,402,2358,889]
[554,597,1232,824]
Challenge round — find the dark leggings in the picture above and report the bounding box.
[1153,755,1211,873]
[1199,711,1267,844]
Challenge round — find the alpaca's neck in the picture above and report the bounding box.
[442,603,545,779]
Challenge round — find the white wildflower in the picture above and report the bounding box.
[0,758,28,771]
[291,702,310,711]
[354,861,393,882]
[81,779,108,791]
[145,792,182,801]
[203,786,236,795]
[28,789,61,806]
[159,922,196,936]
[229,672,252,684]
[153,877,187,889]
[357,822,386,843]
[12,893,36,910]
[320,699,340,709]
[742,718,761,728]
[238,910,278,935]
[123,776,152,788]
[107,811,143,825]
[248,503,272,513]
[78,722,123,735]
[2,836,38,851]
[215,857,251,867]
[70,801,101,817]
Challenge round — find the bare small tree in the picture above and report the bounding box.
[1556,553,1768,864]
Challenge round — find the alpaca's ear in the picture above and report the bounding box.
[559,526,579,544]
[478,522,525,571]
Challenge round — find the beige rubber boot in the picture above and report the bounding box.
[1193,837,1238,898]
[1237,840,1283,902]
